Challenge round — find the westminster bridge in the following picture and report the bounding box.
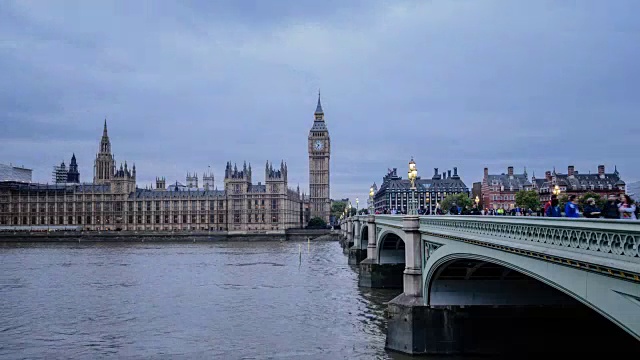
[339,214,640,355]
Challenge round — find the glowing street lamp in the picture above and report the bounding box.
[553,185,561,196]
[475,195,480,207]
[369,186,375,214]
[407,157,419,215]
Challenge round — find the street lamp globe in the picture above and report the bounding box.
[369,186,374,197]
[475,195,480,205]
[408,158,418,188]
[407,157,419,215]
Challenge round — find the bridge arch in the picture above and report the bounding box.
[377,230,405,264]
[359,225,368,250]
[424,247,640,342]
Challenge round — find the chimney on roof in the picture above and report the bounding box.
[598,164,605,177]
[545,170,552,181]
[568,165,575,177]
[453,167,458,177]
[484,167,489,179]
[507,166,514,176]
[447,170,452,179]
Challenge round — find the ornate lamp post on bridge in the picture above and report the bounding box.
[475,195,480,208]
[407,157,419,216]
[356,198,359,214]
[369,186,375,214]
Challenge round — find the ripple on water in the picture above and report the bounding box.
[0,241,404,359]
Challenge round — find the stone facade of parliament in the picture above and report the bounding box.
[0,97,332,233]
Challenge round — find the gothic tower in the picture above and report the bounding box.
[67,153,80,183]
[94,119,115,185]
[308,92,331,224]
[203,171,214,191]
[186,172,198,188]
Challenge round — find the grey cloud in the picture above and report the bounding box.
[1,0,639,203]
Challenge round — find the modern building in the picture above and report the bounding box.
[308,92,331,224]
[482,166,532,210]
[373,167,469,213]
[0,163,32,183]
[0,98,321,231]
[533,165,625,205]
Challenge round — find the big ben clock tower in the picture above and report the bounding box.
[308,92,331,224]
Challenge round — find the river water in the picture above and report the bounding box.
[0,241,421,359]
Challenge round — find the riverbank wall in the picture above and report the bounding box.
[0,229,340,243]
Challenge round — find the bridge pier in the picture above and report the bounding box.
[358,262,405,288]
[358,215,405,288]
[348,218,366,265]
[343,219,354,254]
[385,215,432,353]
[347,247,366,265]
[386,302,640,355]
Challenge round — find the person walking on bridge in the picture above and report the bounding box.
[601,195,620,219]
[565,195,580,218]
[544,194,557,216]
[545,198,562,217]
[618,194,637,220]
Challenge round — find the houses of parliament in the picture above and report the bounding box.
[0,95,332,232]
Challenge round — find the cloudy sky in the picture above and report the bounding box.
[1,0,639,201]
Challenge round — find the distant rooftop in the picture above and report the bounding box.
[0,163,33,183]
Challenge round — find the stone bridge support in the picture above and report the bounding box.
[358,215,405,288]
[344,219,354,254]
[338,219,351,251]
[348,218,366,265]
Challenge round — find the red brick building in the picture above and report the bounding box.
[482,166,532,210]
[533,165,626,205]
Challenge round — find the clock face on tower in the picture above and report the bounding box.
[314,140,323,151]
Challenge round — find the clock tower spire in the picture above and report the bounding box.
[308,91,331,224]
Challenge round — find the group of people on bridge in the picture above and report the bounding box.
[544,194,637,220]
[371,193,638,220]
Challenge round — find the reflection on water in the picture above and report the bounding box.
[1,241,435,359]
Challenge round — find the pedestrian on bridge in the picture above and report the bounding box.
[565,195,580,218]
[618,194,637,220]
[545,198,562,217]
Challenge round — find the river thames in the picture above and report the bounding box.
[0,240,425,359]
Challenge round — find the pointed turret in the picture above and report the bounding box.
[103,118,108,137]
[315,89,323,115]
